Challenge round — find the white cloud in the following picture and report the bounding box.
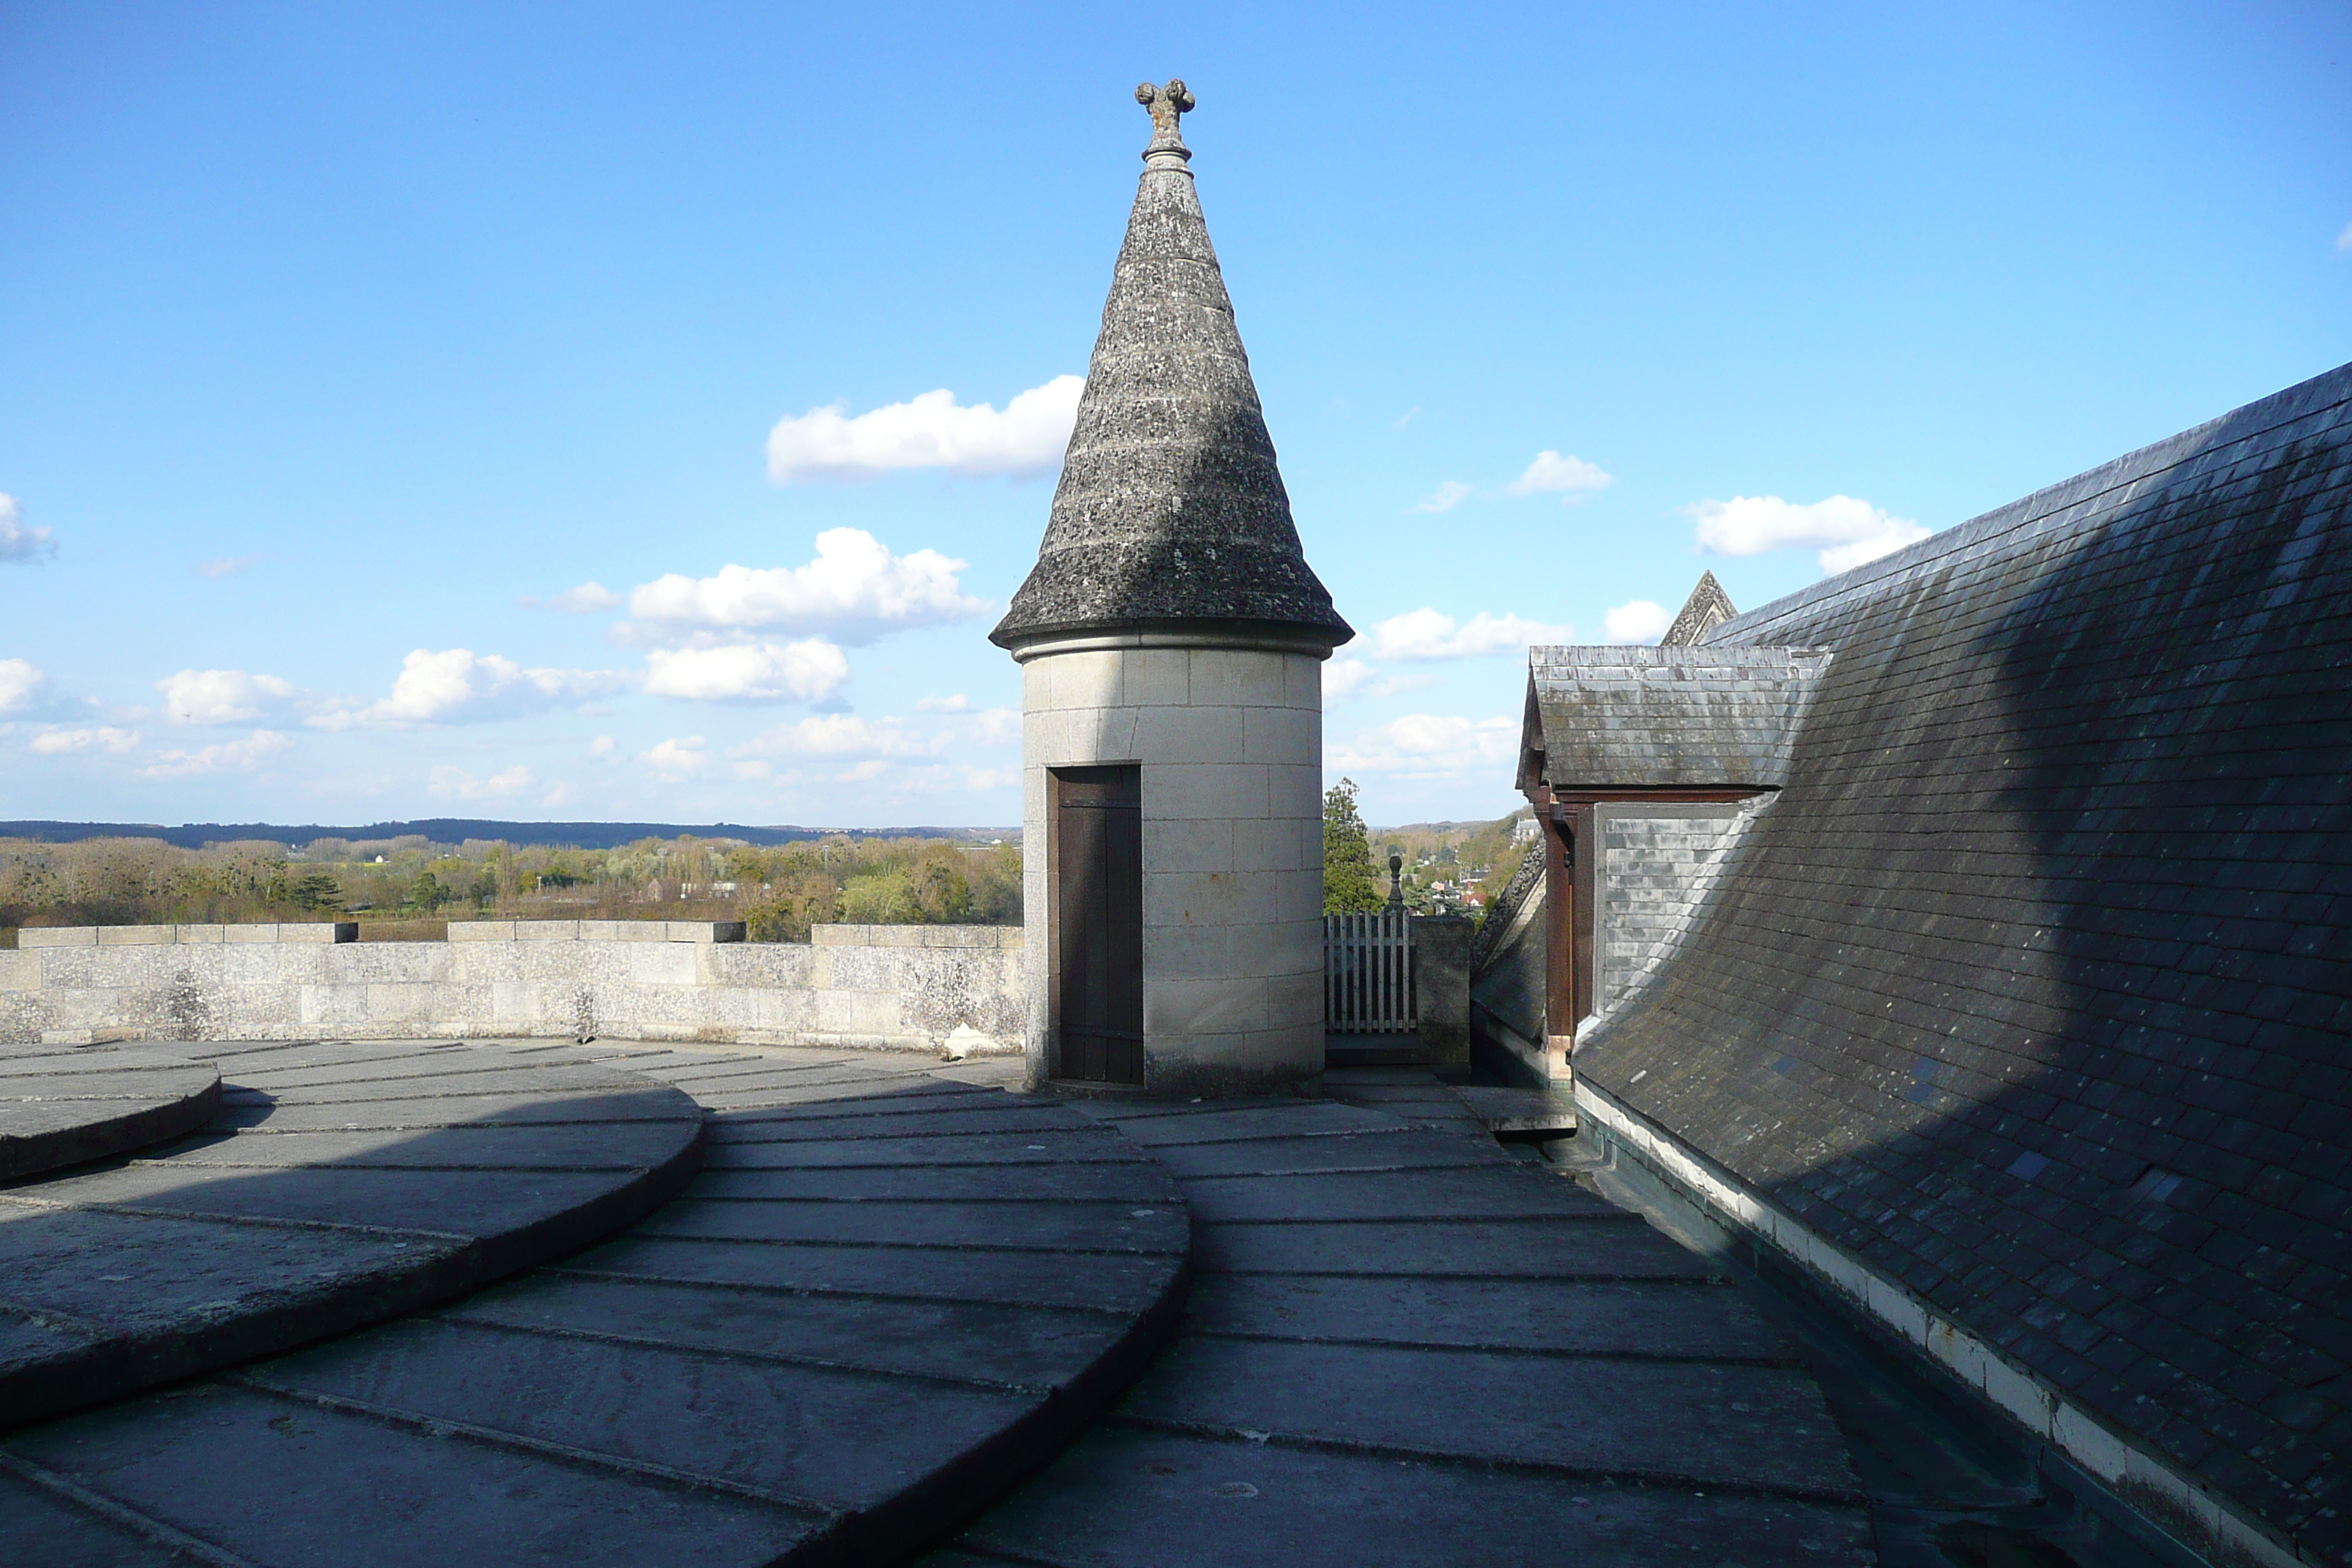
[1505,451,1614,503]
[1410,480,1474,515]
[962,706,1020,745]
[521,581,624,613]
[429,764,536,800]
[1686,494,1931,574]
[1602,600,1673,644]
[915,693,972,712]
[1392,407,1422,430]
[641,736,709,779]
[30,725,140,755]
[587,734,617,758]
[1323,657,1375,701]
[1327,714,1519,777]
[766,375,1083,483]
[197,554,262,579]
[885,763,1019,794]
[622,529,985,645]
[0,494,58,564]
[540,782,577,807]
[0,657,49,715]
[2337,220,2352,254]
[641,638,850,704]
[140,730,293,778]
[1371,608,1576,661]
[739,713,946,759]
[1322,656,1441,702]
[158,668,301,725]
[315,649,631,729]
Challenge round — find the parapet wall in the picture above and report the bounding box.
[0,920,1025,1052]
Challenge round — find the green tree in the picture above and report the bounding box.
[408,871,449,912]
[908,844,973,923]
[1322,777,1383,914]
[288,872,344,912]
[840,870,917,924]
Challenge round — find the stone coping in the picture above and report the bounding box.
[448,920,746,943]
[20,922,360,948]
[812,924,1022,949]
[12,920,1022,949]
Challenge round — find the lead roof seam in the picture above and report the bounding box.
[423,1310,1060,1397]
[222,1119,681,1132]
[685,1195,1174,1207]
[0,1450,260,1568]
[0,1194,474,1243]
[1170,1161,1509,1180]
[1182,1327,1797,1368]
[624,1232,1185,1259]
[1196,1213,1646,1229]
[0,1300,110,1338]
[537,1262,1148,1316]
[125,1160,658,1173]
[1109,1125,1445,1148]
[707,1151,1147,1167]
[216,1373,843,1520]
[1095,1413,1863,1504]
[710,1116,1115,1137]
[1199,1261,1725,1281]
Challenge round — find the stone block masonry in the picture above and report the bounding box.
[0,921,1024,1052]
[1020,643,1326,1095]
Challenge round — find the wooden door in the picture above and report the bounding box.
[1053,766,1144,1084]
[1544,804,1594,1048]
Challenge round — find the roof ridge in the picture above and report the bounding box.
[1708,358,2352,646]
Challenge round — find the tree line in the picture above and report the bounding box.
[0,833,1019,942]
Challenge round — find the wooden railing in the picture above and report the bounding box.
[1324,911,1416,1032]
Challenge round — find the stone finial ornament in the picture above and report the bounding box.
[1137,78,1196,152]
[1662,570,1738,646]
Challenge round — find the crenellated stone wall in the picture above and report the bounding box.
[0,921,1024,1052]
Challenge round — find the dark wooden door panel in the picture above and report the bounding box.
[1055,766,1143,1085]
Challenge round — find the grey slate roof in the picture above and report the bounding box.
[1579,360,2352,1564]
[991,85,1351,650]
[1518,646,1832,790]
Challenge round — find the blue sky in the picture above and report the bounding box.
[4,2,2347,829]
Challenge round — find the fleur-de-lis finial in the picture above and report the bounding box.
[1136,78,1196,158]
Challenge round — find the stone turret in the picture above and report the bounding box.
[997,82,1349,1097]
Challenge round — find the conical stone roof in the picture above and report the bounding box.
[991,80,1352,651]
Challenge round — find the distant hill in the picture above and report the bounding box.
[0,820,1012,851]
